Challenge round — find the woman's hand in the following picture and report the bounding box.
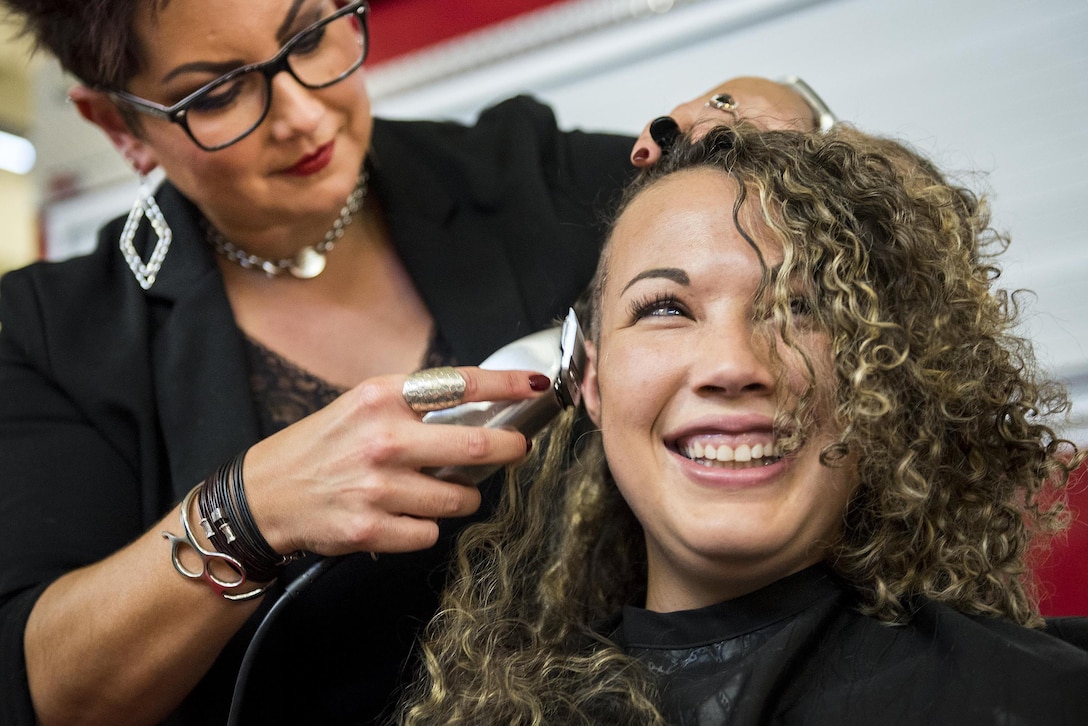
[23,366,543,725]
[631,76,820,167]
[241,366,544,557]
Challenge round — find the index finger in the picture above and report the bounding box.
[401,366,550,416]
[457,366,552,405]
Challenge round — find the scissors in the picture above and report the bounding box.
[162,485,270,601]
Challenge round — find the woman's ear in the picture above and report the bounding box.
[582,340,602,428]
[68,85,158,175]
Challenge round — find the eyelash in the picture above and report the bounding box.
[628,293,690,322]
[625,292,816,326]
[788,296,813,317]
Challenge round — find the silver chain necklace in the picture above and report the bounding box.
[204,171,368,279]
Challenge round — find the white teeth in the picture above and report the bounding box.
[680,439,780,466]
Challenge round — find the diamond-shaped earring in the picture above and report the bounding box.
[119,174,172,290]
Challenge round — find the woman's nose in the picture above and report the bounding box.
[267,74,324,140]
[689,319,776,398]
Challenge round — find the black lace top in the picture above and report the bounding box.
[243,328,457,436]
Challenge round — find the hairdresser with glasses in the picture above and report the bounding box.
[0,1,828,724]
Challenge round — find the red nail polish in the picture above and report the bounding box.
[524,436,533,454]
[529,374,551,391]
[632,147,650,163]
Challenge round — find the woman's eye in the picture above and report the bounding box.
[788,297,812,316]
[292,25,327,56]
[630,295,689,321]
[189,80,245,114]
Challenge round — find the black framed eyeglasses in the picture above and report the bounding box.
[108,1,369,151]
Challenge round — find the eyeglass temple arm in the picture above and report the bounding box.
[106,90,176,121]
[779,76,837,133]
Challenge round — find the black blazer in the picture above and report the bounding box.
[0,96,633,725]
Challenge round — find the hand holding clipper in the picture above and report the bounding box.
[419,308,586,484]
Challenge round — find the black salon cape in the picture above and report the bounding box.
[0,96,633,725]
[607,566,1088,725]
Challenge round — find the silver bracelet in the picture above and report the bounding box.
[162,484,271,602]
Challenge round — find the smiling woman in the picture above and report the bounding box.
[400,125,1088,725]
[585,166,856,613]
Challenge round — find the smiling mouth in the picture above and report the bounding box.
[677,440,783,469]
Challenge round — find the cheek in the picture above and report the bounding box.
[596,340,677,431]
[168,149,251,200]
[801,445,859,532]
[331,73,371,120]
[145,120,249,174]
[774,334,836,412]
[328,79,373,158]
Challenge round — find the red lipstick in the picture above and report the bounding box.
[285,141,334,176]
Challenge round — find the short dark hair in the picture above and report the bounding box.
[2,0,167,87]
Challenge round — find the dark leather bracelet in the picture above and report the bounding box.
[198,450,302,584]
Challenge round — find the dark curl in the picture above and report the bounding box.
[400,125,1082,724]
[1,0,167,87]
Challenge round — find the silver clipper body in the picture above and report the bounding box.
[422,308,586,484]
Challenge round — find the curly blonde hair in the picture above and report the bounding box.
[399,125,1082,724]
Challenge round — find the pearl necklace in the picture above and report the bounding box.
[204,171,368,279]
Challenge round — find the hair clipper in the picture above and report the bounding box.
[421,307,586,484]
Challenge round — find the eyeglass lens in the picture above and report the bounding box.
[186,7,365,149]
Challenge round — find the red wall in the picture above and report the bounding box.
[1036,460,1088,617]
[367,0,571,65]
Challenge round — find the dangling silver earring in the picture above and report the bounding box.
[119,172,172,290]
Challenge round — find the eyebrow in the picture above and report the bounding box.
[162,58,245,85]
[276,0,310,44]
[160,0,309,84]
[621,267,690,294]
